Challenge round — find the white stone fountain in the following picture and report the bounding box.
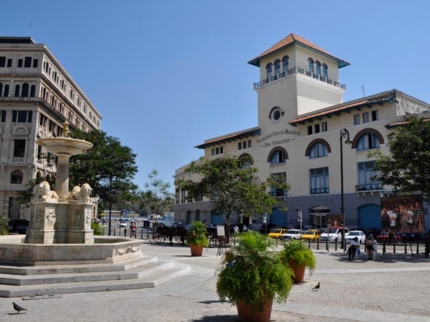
[0,121,144,266]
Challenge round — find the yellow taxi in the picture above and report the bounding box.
[300,229,321,241]
[267,228,288,238]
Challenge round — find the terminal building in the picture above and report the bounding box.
[174,33,430,231]
[0,37,101,220]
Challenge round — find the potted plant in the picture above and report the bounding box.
[186,221,208,256]
[280,239,316,283]
[216,231,293,322]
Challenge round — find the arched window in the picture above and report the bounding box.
[239,153,253,168]
[322,64,328,78]
[266,63,272,81]
[11,170,23,184]
[195,210,201,221]
[282,56,289,73]
[14,84,20,97]
[274,60,280,76]
[308,58,314,74]
[30,85,36,97]
[270,150,286,164]
[4,84,9,97]
[315,61,321,76]
[309,143,327,158]
[36,171,42,178]
[21,83,29,97]
[357,133,380,151]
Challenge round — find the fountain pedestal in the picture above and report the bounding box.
[25,200,95,244]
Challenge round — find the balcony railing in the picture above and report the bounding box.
[253,66,346,90]
[355,183,383,192]
[269,191,287,197]
[310,187,329,194]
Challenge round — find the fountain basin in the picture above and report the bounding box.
[36,137,93,156]
[0,235,143,266]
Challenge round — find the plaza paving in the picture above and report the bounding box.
[1,241,430,321]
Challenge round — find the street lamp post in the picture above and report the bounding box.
[295,209,302,232]
[340,128,353,251]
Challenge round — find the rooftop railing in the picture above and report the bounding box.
[253,66,346,90]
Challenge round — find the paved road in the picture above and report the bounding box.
[1,241,429,321]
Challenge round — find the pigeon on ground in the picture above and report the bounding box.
[312,282,320,291]
[12,302,27,314]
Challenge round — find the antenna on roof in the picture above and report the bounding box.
[361,85,365,97]
[29,21,32,36]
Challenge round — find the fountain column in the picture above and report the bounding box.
[56,154,70,200]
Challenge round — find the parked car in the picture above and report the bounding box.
[120,221,127,228]
[267,228,288,238]
[7,219,30,234]
[345,230,366,243]
[376,231,401,243]
[320,227,350,243]
[259,223,278,234]
[301,229,321,241]
[280,229,303,241]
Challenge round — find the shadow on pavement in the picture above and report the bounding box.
[327,251,430,263]
[188,315,239,322]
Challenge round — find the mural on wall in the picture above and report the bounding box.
[380,195,425,234]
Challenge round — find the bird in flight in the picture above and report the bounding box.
[12,302,27,314]
[312,282,320,291]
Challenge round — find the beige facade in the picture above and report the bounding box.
[0,37,101,220]
[174,33,430,230]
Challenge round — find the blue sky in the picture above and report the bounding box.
[1,1,429,192]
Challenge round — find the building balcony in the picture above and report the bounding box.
[355,183,383,192]
[310,187,329,194]
[253,66,346,90]
[270,191,287,197]
[355,183,384,197]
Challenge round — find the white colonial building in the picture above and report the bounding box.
[174,33,430,231]
[0,37,101,220]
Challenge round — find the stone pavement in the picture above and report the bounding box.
[1,241,430,322]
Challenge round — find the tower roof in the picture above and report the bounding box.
[248,33,350,68]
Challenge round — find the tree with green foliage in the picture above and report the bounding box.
[0,216,9,235]
[69,130,139,234]
[370,115,430,200]
[139,169,174,218]
[176,154,290,229]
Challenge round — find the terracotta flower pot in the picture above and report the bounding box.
[288,260,306,283]
[236,298,273,322]
[190,244,203,256]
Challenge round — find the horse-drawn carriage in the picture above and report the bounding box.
[150,222,187,245]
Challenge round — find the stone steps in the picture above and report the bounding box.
[0,257,191,298]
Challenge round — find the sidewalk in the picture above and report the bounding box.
[0,242,429,321]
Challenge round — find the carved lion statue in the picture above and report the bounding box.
[67,183,94,202]
[32,181,59,202]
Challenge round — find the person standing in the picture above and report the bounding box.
[233,225,239,234]
[130,221,137,238]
